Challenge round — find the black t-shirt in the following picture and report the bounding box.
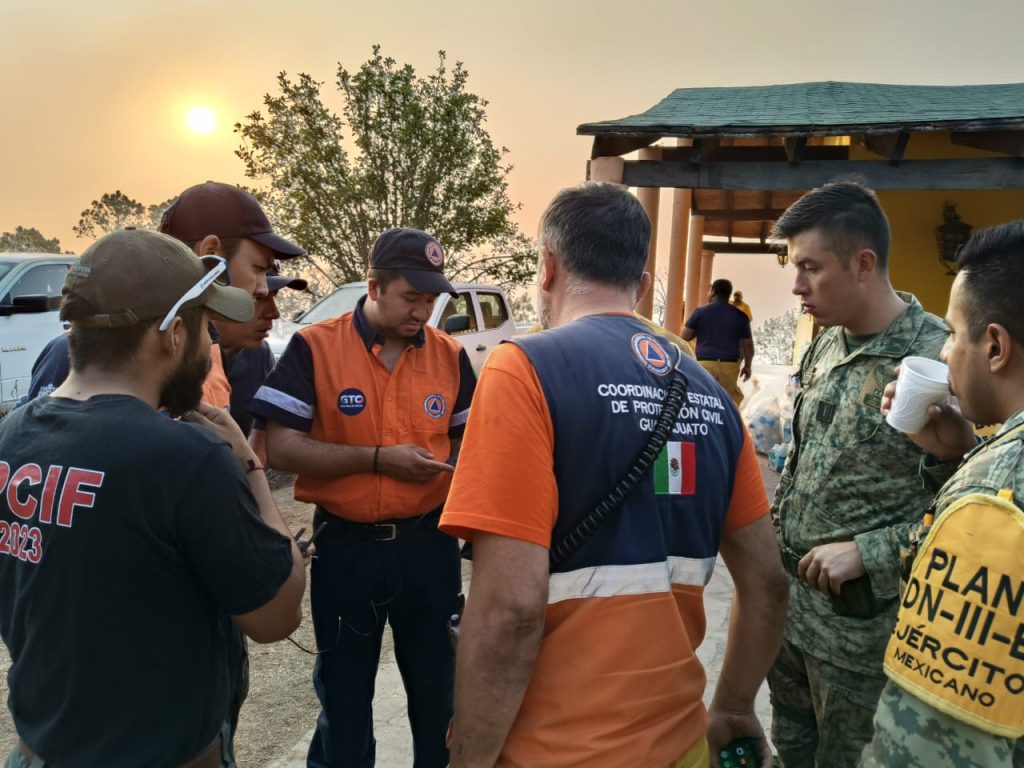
[26,332,70,402]
[223,343,275,436]
[0,395,294,767]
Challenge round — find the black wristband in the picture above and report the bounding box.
[373,445,381,474]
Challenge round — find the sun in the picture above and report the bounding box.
[185,106,217,135]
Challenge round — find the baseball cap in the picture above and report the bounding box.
[267,261,308,293]
[61,229,255,329]
[369,228,456,297]
[159,182,305,259]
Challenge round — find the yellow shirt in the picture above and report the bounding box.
[732,300,752,321]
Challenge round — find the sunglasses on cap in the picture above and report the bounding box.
[158,255,231,332]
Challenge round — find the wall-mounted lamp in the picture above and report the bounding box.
[935,202,972,276]
[776,248,788,268]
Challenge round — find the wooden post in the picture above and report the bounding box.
[634,147,662,320]
[587,156,625,183]
[683,214,705,325]
[663,188,691,334]
[699,250,715,307]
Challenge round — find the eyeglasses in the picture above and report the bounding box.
[158,255,230,332]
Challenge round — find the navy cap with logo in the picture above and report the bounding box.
[267,260,308,293]
[369,228,457,297]
[159,182,305,260]
[267,274,308,293]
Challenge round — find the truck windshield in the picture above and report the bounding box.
[0,262,17,284]
[299,284,367,325]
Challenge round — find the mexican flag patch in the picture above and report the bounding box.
[653,441,696,495]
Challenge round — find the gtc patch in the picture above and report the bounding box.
[425,241,445,267]
[338,388,366,416]
[631,333,672,376]
[423,393,446,419]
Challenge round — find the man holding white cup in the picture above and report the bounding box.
[862,220,1024,767]
[767,182,949,767]
[884,356,952,434]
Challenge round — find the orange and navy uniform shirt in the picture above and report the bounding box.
[201,343,232,410]
[250,296,475,522]
[441,317,768,768]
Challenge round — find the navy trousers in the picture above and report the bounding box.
[306,509,460,768]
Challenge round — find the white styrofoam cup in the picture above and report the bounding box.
[885,356,950,434]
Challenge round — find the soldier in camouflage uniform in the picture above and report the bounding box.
[768,183,949,767]
[861,221,1024,767]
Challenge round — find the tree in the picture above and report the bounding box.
[508,290,538,326]
[235,46,535,297]
[72,192,174,239]
[0,226,62,253]
[753,308,800,365]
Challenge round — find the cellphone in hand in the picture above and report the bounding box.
[718,737,761,768]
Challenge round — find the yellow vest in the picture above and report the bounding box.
[885,486,1024,737]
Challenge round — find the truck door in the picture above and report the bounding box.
[0,262,71,410]
[472,290,516,369]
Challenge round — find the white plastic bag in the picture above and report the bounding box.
[742,387,783,455]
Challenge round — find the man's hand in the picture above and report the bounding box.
[740,363,752,382]
[182,402,254,469]
[798,540,865,595]
[378,443,455,483]
[707,706,771,768]
[881,378,976,461]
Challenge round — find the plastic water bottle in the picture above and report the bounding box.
[768,443,786,472]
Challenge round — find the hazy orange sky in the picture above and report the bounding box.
[4,0,1023,322]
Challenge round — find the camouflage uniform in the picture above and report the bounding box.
[769,293,948,768]
[860,409,1024,768]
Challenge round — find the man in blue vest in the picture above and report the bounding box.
[440,182,788,767]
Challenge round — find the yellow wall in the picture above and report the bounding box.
[792,312,816,366]
[850,132,1024,316]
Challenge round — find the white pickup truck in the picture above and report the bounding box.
[0,253,76,414]
[268,281,521,371]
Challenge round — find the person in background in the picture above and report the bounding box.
[220,268,308,466]
[681,278,753,408]
[732,289,752,321]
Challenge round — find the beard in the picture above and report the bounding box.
[160,344,212,417]
[535,288,552,330]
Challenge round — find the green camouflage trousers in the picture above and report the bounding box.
[768,639,886,768]
[860,681,1024,767]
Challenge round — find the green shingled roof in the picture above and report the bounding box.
[578,81,1024,137]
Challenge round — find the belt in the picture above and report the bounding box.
[18,736,222,768]
[697,357,739,363]
[314,506,441,542]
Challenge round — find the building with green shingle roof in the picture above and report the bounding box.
[576,81,1024,339]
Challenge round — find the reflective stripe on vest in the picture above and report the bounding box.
[510,316,745,601]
